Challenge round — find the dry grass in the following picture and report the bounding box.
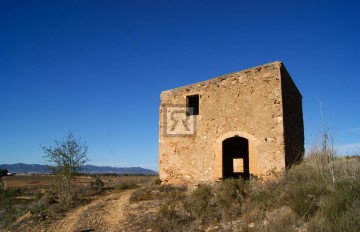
[2,174,155,191]
[2,175,54,191]
[126,155,360,232]
[2,125,360,231]
[0,174,156,230]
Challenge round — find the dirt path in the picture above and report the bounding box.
[47,190,134,232]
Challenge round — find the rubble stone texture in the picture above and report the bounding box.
[159,61,304,184]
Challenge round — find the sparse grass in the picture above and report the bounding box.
[130,183,187,203]
[4,155,360,232]
[0,175,155,230]
[216,178,247,219]
[308,177,360,231]
[282,164,328,220]
[3,125,360,231]
[112,182,139,190]
[0,188,44,229]
[184,184,218,224]
[127,153,360,232]
[151,204,186,232]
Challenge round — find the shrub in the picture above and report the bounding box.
[283,165,328,220]
[244,179,283,213]
[91,177,104,190]
[0,188,24,200]
[215,178,247,219]
[151,204,184,232]
[0,169,8,177]
[154,178,161,185]
[113,182,138,190]
[0,205,21,228]
[130,184,186,203]
[184,184,219,224]
[308,178,360,231]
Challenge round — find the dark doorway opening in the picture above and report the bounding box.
[222,136,250,179]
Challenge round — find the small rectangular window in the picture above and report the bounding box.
[233,158,244,173]
[186,94,199,116]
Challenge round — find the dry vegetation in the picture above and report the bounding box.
[0,175,155,231]
[123,155,360,232]
[1,130,360,231]
[2,156,360,231]
[123,127,360,231]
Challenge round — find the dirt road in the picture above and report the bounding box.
[46,190,134,232]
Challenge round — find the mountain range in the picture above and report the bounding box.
[0,163,157,175]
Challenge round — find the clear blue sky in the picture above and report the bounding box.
[1,0,359,171]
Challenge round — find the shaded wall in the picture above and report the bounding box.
[280,64,305,168]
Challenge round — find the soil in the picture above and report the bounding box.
[12,190,135,232]
[52,190,133,232]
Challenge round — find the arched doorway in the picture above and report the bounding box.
[222,136,250,179]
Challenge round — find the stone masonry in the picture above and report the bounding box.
[159,61,304,185]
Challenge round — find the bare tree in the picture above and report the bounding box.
[41,131,89,204]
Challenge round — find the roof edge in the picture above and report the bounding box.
[160,61,283,94]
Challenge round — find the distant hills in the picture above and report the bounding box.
[0,163,157,175]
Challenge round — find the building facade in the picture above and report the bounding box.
[159,61,304,185]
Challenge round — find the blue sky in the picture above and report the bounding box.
[1,0,359,171]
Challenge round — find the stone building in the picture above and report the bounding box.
[159,61,304,185]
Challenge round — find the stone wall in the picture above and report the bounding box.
[159,61,304,184]
[280,65,305,168]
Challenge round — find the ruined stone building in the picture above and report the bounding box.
[159,61,304,185]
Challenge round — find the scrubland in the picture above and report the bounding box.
[0,175,154,231]
[124,153,360,232]
[1,133,360,231]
